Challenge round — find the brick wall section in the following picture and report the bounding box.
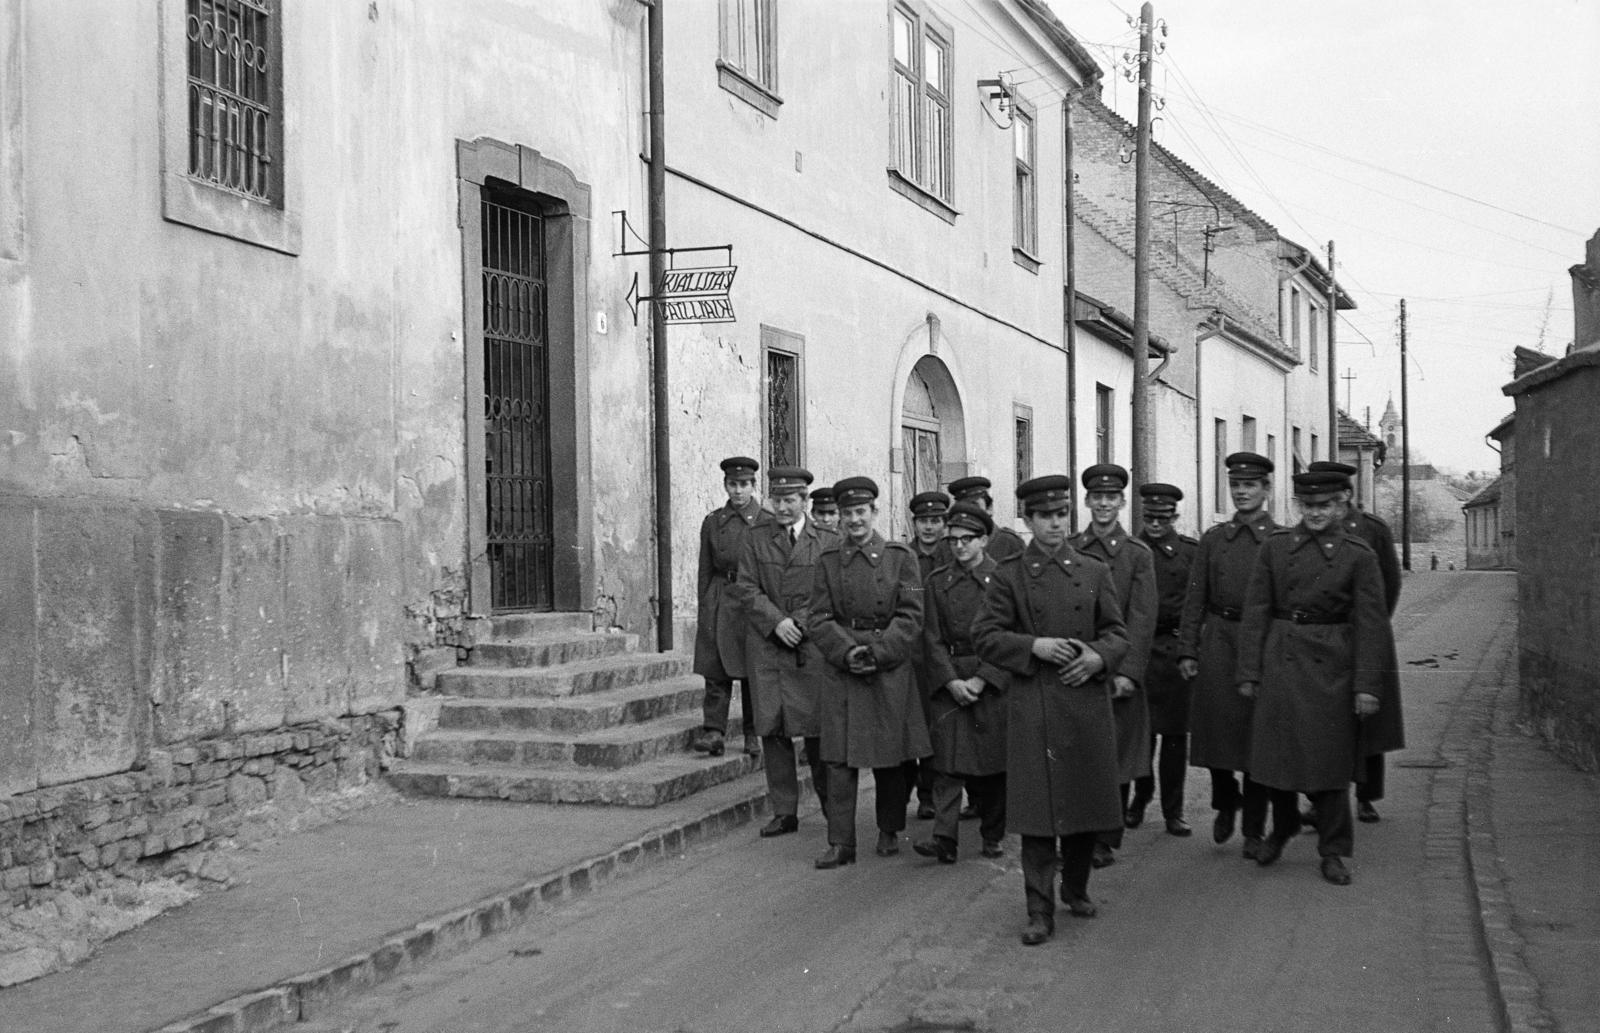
[0,712,399,909]
[1507,353,1600,770]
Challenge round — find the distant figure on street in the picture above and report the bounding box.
[733,467,838,840]
[1236,469,1396,886]
[807,477,930,869]
[1127,482,1199,837]
[1177,452,1288,859]
[913,502,1009,864]
[1070,464,1157,870]
[974,475,1128,945]
[1309,461,1405,825]
[948,475,1026,561]
[693,457,772,758]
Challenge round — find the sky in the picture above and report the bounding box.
[1038,0,1600,475]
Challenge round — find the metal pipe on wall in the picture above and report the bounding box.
[647,0,673,651]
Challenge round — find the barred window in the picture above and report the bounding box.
[761,327,805,470]
[186,0,280,205]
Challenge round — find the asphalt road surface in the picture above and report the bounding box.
[305,572,1513,1033]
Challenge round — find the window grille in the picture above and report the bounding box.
[186,0,278,204]
[766,348,800,468]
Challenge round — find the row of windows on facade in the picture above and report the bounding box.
[725,0,1040,256]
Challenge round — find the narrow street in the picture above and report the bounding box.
[303,572,1515,1033]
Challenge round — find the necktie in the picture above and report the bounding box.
[789,526,798,545]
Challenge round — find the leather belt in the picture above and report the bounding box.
[721,569,738,582]
[1272,608,1349,625]
[1207,604,1242,622]
[1155,618,1181,634]
[849,617,891,631]
[948,644,979,658]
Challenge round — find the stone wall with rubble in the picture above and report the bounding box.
[0,713,399,910]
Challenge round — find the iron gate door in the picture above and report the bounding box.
[481,195,554,611]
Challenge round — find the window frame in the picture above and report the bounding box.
[1095,383,1114,465]
[760,325,806,471]
[1012,99,1040,272]
[717,0,782,118]
[1308,301,1321,371]
[1014,403,1034,519]
[158,0,301,254]
[886,1,958,223]
[1214,418,1228,514]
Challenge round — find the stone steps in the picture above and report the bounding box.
[391,613,756,808]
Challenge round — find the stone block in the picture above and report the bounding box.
[0,499,38,796]
[34,502,151,786]
[225,775,268,807]
[220,517,290,734]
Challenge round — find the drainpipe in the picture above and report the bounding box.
[647,0,672,651]
[1064,90,1079,533]
[1194,314,1227,526]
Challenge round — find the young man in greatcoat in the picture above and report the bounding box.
[1070,464,1158,869]
[693,456,773,758]
[807,477,931,868]
[1177,452,1287,859]
[732,466,838,839]
[973,475,1128,945]
[905,490,953,819]
[947,475,1026,561]
[913,502,1009,864]
[809,485,841,533]
[1126,483,1200,837]
[1308,460,1404,824]
[1236,469,1395,885]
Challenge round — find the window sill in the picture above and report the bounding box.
[161,173,301,255]
[887,169,958,224]
[1012,246,1042,274]
[716,62,782,119]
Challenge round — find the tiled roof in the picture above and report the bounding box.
[1013,0,1103,85]
[1338,409,1381,447]
[1073,191,1287,359]
[1462,475,1503,509]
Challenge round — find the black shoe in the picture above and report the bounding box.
[743,733,762,757]
[1321,856,1352,885]
[876,831,901,856]
[1255,835,1288,867]
[1241,835,1263,861]
[980,840,1004,858]
[814,845,857,869]
[916,803,936,820]
[1063,894,1098,919]
[1213,807,1237,844]
[1124,798,1149,829]
[1165,817,1193,837]
[913,837,958,864]
[1090,842,1116,869]
[1020,915,1055,945]
[1357,800,1381,823]
[691,728,725,756]
[759,814,799,838]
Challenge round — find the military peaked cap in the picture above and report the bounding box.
[720,456,759,478]
[1225,452,1274,480]
[947,476,993,502]
[1292,469,1348,500]
[832,476,879,508]
[1017,474,1074,513]
[909,491,952,518]
[945,501,994,537]
[1081,463,1130,492]
[809,485,838,511]
[768,466,813,494]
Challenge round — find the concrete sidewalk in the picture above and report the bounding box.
[3,571,1596,1033]
[0,767,792,1033]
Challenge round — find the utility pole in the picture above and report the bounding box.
[1341,368,1357,412]
[647,0,673,650]
[1400,298,1411,572]
[1130,1,1154,521]
[1327,240,1338,459]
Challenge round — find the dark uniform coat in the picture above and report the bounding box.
[1345,509,1406,758]
[922,556,1009,776]
[973,541,1129,838]
[909,537,955,722]
[1177,509,1279,772]
[1237,523,1394,791]
[808,533,932,770]
[987,526,1026,562]
[1140,528,1199,736]
[732,518,841,738]
[1071,524,1158,784]
[694,498,772,681]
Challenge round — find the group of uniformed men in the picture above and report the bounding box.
[691,450,1403,946]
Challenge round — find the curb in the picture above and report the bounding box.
[147,779,781,1033]
[1459,628,1558,1033]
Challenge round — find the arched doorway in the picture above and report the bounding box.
[897,355,967,534]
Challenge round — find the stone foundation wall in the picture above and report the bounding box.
[0,712,400,910]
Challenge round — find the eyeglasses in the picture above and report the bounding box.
[946,534,981,545]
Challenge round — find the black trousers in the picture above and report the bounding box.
[1021,832,1098,917]
[1274,786,1353,857]
[1210,769,1276,840]
[763,735,827,818]
[902,758,936,808]
[1357,753,1385,803]
[824,762,909,848]
[1132,733,1189,819]
[702,677,754,736]
[1098,785,1132,849]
